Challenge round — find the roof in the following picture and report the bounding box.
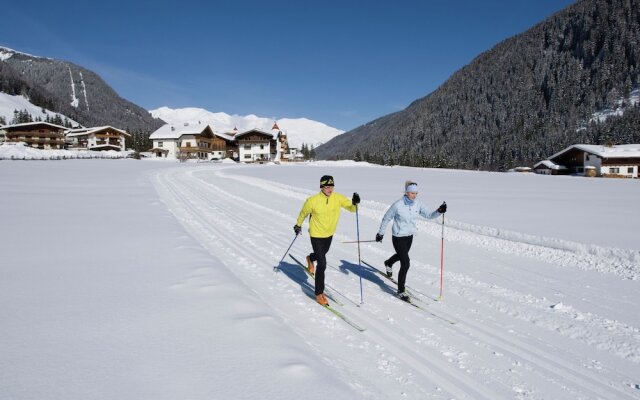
[549,144,640,160]
[149,122,214,139]
[66,126,131,138]
[534,160,568,170]
[213,131,236,142]
[234,128,273,140]
[0,121,67,131]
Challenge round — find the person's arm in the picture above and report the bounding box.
[340,193,357,213]
[378,202,398,236]
[419,201,440,220]
[296,197,313,226]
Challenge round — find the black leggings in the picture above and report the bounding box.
[386,235,414,293]
[310,236,333,295]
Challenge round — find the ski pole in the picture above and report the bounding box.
[274,233,299,272]
[438,206,445,300]
[342,240,377,244]
[356,203,364,304]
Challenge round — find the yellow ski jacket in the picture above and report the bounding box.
[296,192,357,238]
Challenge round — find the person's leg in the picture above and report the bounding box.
[392,235,413,293]
[385,252,400,266]
[310,236,333,296]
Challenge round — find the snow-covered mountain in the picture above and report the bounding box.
[150,106,343,148]
[0,46,164,133]
[0,92,78,126]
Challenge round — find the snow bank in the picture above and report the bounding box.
[0,142,129,160]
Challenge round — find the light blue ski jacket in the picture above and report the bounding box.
[378,196,441,237]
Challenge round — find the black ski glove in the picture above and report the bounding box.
[437,202,447,214]
[293,225,301,235]
[352,192,360,205]
[375,233,383,242]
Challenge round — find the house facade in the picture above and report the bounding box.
[66,126,130,151]
[149,122,238,161]
[0,122,67,149]
[149,122,290,163]
[235,129,273,163]
[542,144,640,178]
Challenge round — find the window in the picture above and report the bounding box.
[260,144,264,150]
[158,141,163,147]
[244,145,251,150]
[610,167,620,173]
[244,154,251,159]
[628,167,634,173]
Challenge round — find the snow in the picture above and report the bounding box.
[68,66,79,108]
[0,142,129,160]
[80,71,89,111]
[150,106,344,148]
[549,144,640,159]
[1,160,639,400]
[589,88,640,124]
[0,46,46,60]
[534,159,566,170]
[149,121,220,140]
[0,92,79,126]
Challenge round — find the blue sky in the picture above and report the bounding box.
[3,0,575,130]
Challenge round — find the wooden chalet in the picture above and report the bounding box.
[542,144,640,178]
[0,122,67,149]
[533,160,568,175]
[148,122,288,163]
[149,122,235,161]
[66,126,130,151]
[235,129,274,163]
[211,131,238,160]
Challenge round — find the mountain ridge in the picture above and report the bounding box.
[0,46,164,136]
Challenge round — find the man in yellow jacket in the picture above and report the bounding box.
[294,175,360,305]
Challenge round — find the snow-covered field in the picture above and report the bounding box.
[1,159,639,400]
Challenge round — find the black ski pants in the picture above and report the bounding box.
[387,235,414,293]
[309,236,333,295]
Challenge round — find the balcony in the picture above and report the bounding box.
[7,131,63,139]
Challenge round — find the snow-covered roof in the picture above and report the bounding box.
[0,121,68,131]
[66,126,131,138]
[149,123,213,140]
[550,144,640,160]
[534,160,567,170]
[213,131,236,142]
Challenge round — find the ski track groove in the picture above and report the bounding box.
[154,166,640,400]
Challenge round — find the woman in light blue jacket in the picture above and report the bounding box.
[376,181,446,301]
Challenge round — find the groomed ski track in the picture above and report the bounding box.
[154,165,640,400]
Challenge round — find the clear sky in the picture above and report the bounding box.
[3,0,575,131]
